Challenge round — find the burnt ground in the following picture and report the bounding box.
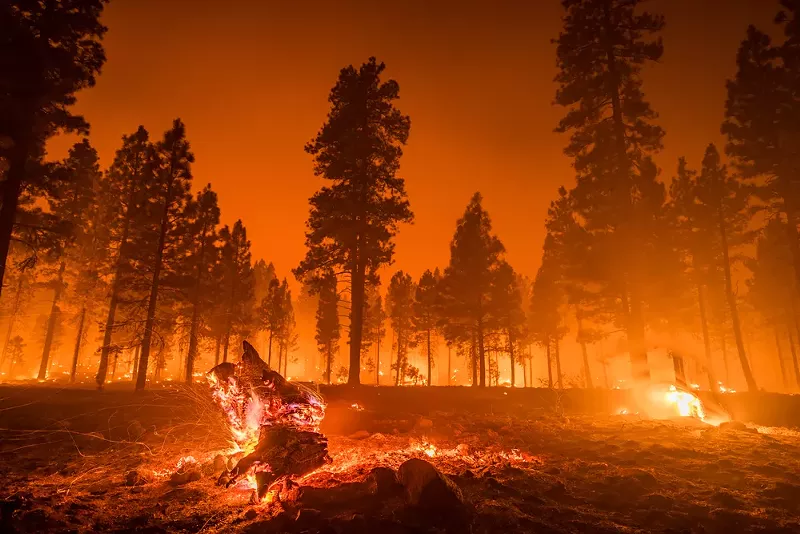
[1,384,799,533]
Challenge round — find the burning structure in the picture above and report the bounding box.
[206,341,329,500]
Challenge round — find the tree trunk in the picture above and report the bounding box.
[132,344,140,381]
[97,174,138,389]
[214,336,221,366]
[223,327,231,363]
[774,327,789,390]
[326,342,332,384]
[576,314,593,389]
[186,222,210,384]
[717,206,757,391]
[672,352,687,386]
[720,332,731,386]
[696,283,718,390]
[111,350,118,380]
[283,345,288,376]
[135,189,173,391]
[546,339,553,389]
[394,332,402,386]
[38,261,66,380]
[348,260,366,385]
[0,141,29,300]
[0,276,25,370]
[70,307,87,383]
[447,345,451,386]
[508,333,515,387]
[789,324,800,390]
[477,320,486,387]
[522,348,528,388]
[376,332,381,385]
[555,338,563,389]
[471,337,478,386]
[268,331,273,367]
[426,329,432,386]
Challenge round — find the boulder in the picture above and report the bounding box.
[397,458,464,510]
[366,467,403,497]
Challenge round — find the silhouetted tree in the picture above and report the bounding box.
[38,140,101,380]
[724,2,800,290]
[96,127,152,388]
[218,220,255,364]
[182,185,220,383]
[747,219,800,388]
[294,57,413,385]
[387,271,415,386]
[414,269,441,386]
[491,262,526,387]
[134,119,194,391]
[439,193,505,387]
[0,262,34,373]
[362,279,387,383]
[0,0,108,298]
[554,0,666,381]
[529,256,566,389]
[259,278,285,366]
[315,271,340,384]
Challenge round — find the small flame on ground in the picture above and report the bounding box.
[350,403,364,411]
[664,385,706,420]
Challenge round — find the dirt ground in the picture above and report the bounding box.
[1,384,799,533]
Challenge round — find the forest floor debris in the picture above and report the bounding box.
[1,385,799,533]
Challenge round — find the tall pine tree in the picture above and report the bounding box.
[294,58,413,385]
[554,0,666,381]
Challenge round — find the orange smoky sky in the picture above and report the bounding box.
[47,0,776,283]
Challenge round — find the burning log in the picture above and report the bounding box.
[207,341,330,500]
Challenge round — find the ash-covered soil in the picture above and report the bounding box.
[1,385,799,533]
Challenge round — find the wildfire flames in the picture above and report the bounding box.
[206,370,325,456]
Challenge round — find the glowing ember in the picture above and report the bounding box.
[206,341,329,501]
[350,403,364,411]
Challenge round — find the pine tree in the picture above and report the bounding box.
[252,259,277,353]
[6,336,25,378]
[182,185,221,383]
[490,262,526,388]
[96,127,153,388]
[0,262,34,373]
[315,271,340,384]
[695,145,757,391]
[37,140,101,380]
[529,255,567,389]
[259,278,286,367]
[413,269,441,386]
[276,284,297,376]
[218,220,255,364]
[747,218,800,389]
[554,0,666,381]
[294,57,414,385]
[723,2,800,290]
[387,271,416,386]
[362,279,387,383]
[0,1,108,298]
[439,193,505,387]
[134,119,194,391]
